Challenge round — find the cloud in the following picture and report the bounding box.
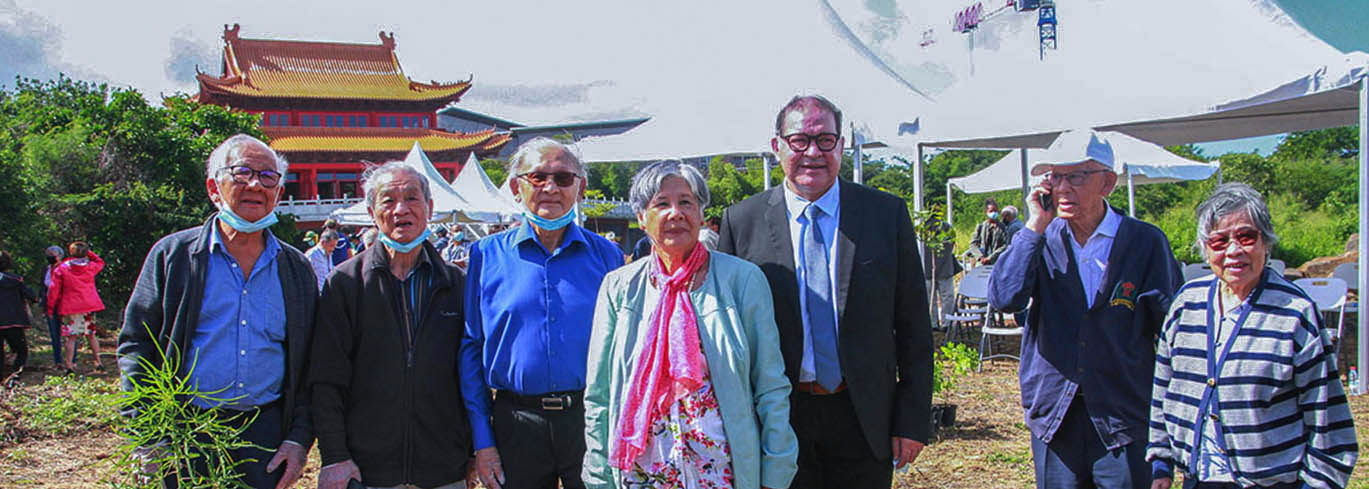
[0,0,65,89]
[464,80,616,107]
[165,30,217,84]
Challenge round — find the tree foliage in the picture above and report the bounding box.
[0,76,264,311]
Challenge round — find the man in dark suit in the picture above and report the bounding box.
[717,95,933,489]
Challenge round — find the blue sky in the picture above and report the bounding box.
[1195,0,1369,158]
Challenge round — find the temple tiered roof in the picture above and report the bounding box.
[263,126,510,154]
[196,24,471,106]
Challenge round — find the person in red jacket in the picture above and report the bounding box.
[47,241,106,375]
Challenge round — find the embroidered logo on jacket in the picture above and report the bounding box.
[1109,281,1136,310]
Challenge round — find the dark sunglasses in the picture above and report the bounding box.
[223,165,282,188]
[1205,228,1260,250]
[781,132,841,153]
[518,171,580,188]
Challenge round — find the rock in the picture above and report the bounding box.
[1299,251,1358,278]
[1348,234,1359,254]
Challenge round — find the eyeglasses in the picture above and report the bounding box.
[1046,169,1110,186]
[222,165,282,188]
[780,132,841,153]
[1205,228,1261,250]
[518,171,580,188]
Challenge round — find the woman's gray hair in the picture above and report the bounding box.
[629,160,710,215]
[505,137,585,185]
[361,162,431,211]
[206,134,289,181]
[1195,182,1278,257]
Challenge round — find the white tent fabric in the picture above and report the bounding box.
[449,153,522,222]
[944,130,1219,222]
[572,1,928,162]
[331,142,482,225]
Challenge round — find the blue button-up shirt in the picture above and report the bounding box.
[187,226,287,410]
[460,222,624,450]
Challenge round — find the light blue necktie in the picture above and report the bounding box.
[803,203,842,391]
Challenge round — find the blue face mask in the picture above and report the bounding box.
[523,206,577,231]
[378,228,432,253]
[987,211,1000,221]
[217,204,279,233]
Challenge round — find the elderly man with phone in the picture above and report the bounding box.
[987,130,1182,489]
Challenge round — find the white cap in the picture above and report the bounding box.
[1029,129,1117,176]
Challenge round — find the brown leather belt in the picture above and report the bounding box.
[795,381,847,395]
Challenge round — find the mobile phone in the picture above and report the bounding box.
[1038,191,1054,212]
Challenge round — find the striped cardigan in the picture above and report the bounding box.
[1147,271,1358,488]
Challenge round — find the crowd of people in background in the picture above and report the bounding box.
[0,241,111,382]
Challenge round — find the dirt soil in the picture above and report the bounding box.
[4,329,1369,488]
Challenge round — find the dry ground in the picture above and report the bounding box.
[3,329,1369,488]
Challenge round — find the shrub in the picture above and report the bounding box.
[932,342,979,398]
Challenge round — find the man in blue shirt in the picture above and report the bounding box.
[119,134,318,489]
[987,130,1181,489]
[461,138,624,489]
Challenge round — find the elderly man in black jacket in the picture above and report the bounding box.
[119,134,317,489]
[311,161,470,489]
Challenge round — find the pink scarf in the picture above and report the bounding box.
[610,244,710,470]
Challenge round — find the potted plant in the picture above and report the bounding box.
[930,341,978,433]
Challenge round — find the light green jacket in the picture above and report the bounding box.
[583,251,798,489]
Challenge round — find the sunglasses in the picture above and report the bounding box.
[781,132,841,153]
[223,165,282,188]
[518,171,580,188]
[1205,228,1260,250]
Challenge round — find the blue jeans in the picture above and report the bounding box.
[46,313,64,365]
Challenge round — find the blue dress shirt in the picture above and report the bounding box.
[187,226,287,410]
[460,222,624,450]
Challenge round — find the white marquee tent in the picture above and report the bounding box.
[943,130,1220,224]
[331,142,492,225]
[449,153,522,223]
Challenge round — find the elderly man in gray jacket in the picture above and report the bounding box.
[120,134,317,489]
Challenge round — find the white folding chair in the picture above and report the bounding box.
[1182,263,1212,282]
[1294,277,1349,358]
[943,272,991,346]
[1268,259,1287,278]
[1332,262,1358,313]
[977,312,1022,372]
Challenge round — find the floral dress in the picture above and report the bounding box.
[621,378,734,488]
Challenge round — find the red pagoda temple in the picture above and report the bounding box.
[194,24,510,208]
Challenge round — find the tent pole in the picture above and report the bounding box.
[1127,167,1136,218]
[914,144,925,214]
[1019,149,1030,221]
[852,122,863,184]
[763,153,772,190]
[1357,78,1368,395]
[947,182,954,227]
[1216,166,1223,186]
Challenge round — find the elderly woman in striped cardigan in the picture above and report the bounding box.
[1148,183,1357,489]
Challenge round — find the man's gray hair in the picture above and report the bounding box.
[506,137,585,185]
[319,229,340,243]
[206,134,288,181]
[361,162,431,212]
[1002,205,1018,219]
[362,228,379,248]
[775,94,843,135]
[45,245,64,258]
[629,160,710,216]
[1195,182,1278,257]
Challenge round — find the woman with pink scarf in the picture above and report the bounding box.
[584,161,797,489]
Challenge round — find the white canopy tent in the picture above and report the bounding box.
[942,131,1221,224]
[331,142,490,225]
[917,55,1369,393]
[449,153,522,223]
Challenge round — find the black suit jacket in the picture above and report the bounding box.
[717,180,934,455]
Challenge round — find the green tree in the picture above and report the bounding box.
[480,158,509,188]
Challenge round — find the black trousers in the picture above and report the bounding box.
[789,390,892,489]
[492,392,586,489]
[169,401,285,489]
[1,327,27,373]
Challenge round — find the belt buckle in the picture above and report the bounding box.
[541,396,566,411]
